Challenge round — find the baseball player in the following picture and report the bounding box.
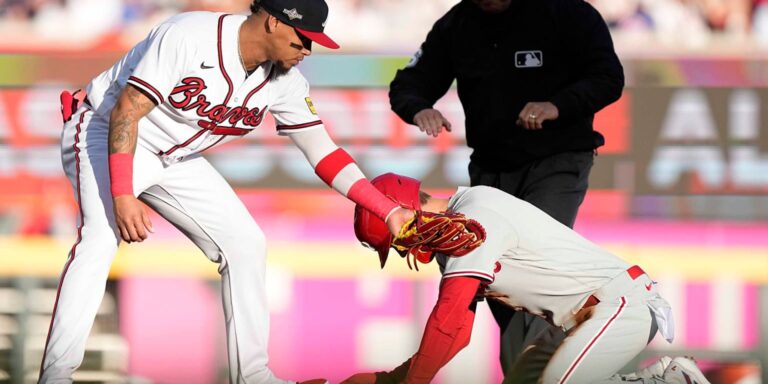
[43,1,414,383]
[347,173,711,384]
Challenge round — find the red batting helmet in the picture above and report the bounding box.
[353,173,422,268]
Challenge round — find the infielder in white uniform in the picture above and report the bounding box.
[43,1,415,383]
[348,173,711,384]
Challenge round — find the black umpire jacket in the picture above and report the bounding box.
[389,0,625,171]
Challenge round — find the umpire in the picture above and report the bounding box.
[388,0,624,377]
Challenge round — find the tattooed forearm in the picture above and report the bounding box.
[109,118,135,154]
[109,84,157,154]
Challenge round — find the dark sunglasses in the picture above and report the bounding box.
[292,30,313,51]
[273,16,313,51]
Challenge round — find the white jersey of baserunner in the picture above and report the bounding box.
[87,11,320,164]
[436,186,679,383]
[436,185,633,327]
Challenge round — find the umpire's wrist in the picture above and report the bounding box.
[405,103,433,125]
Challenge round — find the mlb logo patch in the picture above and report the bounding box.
[305,97,317,115]
[515,51,543,68]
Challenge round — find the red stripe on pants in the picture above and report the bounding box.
[39,112,87,379]
[559,296,627,384]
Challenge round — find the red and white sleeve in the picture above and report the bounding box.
[285,127,399,221]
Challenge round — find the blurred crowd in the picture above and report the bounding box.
[1,0,768,52]
[588,0,763,48]
[0,0,254,46]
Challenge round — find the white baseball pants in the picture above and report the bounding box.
[504,271,675,384]
[40,107,288,384]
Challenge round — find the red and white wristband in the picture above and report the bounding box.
[347,180,400,221]
[314,148,399,221]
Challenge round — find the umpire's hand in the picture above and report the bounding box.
[517,101,559,130]
[414,108,452,137]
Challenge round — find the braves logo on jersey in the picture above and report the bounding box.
[169,77,268,129]
[107,13,323,159]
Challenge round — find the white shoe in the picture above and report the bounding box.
[635,356,673,378]
[662,357,712,384]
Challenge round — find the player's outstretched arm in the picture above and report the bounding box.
[404,276,479,383]
[341,277,480,384]
[109,84,156,243]
[285,127,415,234]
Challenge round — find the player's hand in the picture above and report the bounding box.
[341,372,396,384]
[343,358,410,384]
[385,207,415,237]
[113,195,153,243]
[341,373,377,384]
[516,102,559,130]
[414,108,452,137]
[484,290,509,302]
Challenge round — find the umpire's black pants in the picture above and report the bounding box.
[468,150,595,378]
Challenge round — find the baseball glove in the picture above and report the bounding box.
[392,211,486,270]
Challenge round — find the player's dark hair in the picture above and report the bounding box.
[249,1,262,14]
[419,191,431,206]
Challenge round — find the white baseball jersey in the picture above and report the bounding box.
[42,11,379,383]
[435,186,677,383]
[86,11,321,164]
[436,186,632,327]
